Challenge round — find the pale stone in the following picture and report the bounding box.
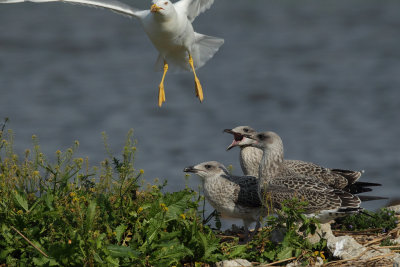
[215,259,252,267]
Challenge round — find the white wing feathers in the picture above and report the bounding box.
[174,0,214,22]
[0,0,148,18]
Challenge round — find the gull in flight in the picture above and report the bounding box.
[0,0,224,107]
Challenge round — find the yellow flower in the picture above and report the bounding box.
[140,169,144,174]
[17,210,23,215]
[137,207,144,213]
[314,251,326,260]
[33,171,40,177]
[160,203,168,212]
[180,214,186,220]
[69,192,76,198]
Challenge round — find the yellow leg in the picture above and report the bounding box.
[188,54,203,102]
[158,61,168,107]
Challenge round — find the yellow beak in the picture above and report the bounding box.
[151,4,162,13]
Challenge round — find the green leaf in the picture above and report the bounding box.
[85,200,96,231]
[107,245,140,258]
[14,191,28,212]
[115,224,127,243]
[93,252,104,264]
[43,193,54,211]
[277,246,294,261]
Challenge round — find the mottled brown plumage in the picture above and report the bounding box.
[184,161,262,239]
[245,131,362,222]
[224,126,382,198]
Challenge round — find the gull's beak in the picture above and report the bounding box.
[223,129,234,134]
[184,166,197,173]
[224,129,242,151]
[151,4,163,13]
[226,141,237,151]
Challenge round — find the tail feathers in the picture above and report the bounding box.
[192,33,224,70]
[358,195,388,202]
[334,190,361,209]
[346,181,382,194]
[331,168,362,184]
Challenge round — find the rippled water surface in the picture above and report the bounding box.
[1,1,400,219]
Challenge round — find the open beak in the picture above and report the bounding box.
[183,166,197,173]
[224,129,243,151]
[223,129,234,134]
[151,4,163,13]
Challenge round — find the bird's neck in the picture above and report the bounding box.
[152,10,177,23]
[259,146,284,182]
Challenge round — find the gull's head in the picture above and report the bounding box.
[223,126,256,150]
[184,161,228,180]
[244,131,283,152]
[151,0,173,15]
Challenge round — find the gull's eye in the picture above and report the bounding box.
[258,134,266,141]
[204,164,212,169]
[243,128,249,133]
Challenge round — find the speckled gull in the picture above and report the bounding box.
[243,131,362,222]
[184,161,262,239]
[0,0,224,107]
[224,126,384,200]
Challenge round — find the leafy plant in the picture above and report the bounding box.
[334,208,398,232]
[220,198,328,265]
[0,126,223,266]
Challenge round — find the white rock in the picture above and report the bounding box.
[215,259,252,267]
[327,235,366,260]
[307,223,334,244]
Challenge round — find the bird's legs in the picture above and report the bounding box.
[158,60,168,107]
[188,54,203,102]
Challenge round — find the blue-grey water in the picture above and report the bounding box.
[1,1,400,227]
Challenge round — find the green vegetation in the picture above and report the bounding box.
[0,120,396,266]
[219,199,328,265]
[334,208,398,232]
[0,125,221,266]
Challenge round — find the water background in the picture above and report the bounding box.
[1,0,400,227]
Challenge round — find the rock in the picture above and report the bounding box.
[270,227,287,244]
[286,257,323,267]
[307,223,334,244]
[326,234,400,264]
[215,259,252,267]
[327,235,366,259]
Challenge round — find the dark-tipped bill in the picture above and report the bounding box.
[183,166,197,173]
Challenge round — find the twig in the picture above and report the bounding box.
[11,226,49,258]
[378,245,400,249]
[259,256,297,266]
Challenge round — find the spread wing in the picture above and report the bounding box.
[0,0,149,18]
[174,0,214,22]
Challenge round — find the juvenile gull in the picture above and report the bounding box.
[243,131,362,222]
[0,0,224,107]
[224,126,383,198]
[183,161,262,239]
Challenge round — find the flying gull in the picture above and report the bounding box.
[243,131,362,222]
[0,0,224,107]
[224,126,384,200]
[184,161,262,239]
